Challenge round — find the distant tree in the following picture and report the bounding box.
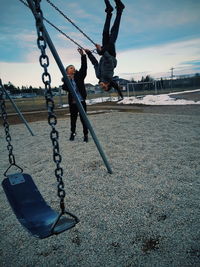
[4,82,20,94]
[144,75,154,82]
[138,75,154,83]
[192,73,200,87]
[141,76,145,82]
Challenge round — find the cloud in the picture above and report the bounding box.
[116,38,200,80]
[1,0,200,87]
[122,1,200,37]
[0,61,44,87]
[18,32,36,43]
[181,60,200,66]
[56,31,92,48]
[1,37,200,87]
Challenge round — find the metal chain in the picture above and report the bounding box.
[0,82,23,175]
[43,17,84,50]
[0,87,15,165]
[33,0,66,213]
[46,0,96,46]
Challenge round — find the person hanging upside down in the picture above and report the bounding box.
[85,0,125,99]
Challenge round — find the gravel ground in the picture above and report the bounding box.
[0,108,200,266]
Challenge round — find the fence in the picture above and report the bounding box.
[3,76,200,113]
[125,76,200,97]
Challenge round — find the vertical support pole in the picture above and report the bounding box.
[127,83,129,98]
[154,81,157,95]
[27,0,112,174]
[170,67,174,92]
[0,79,35,136]
[58,86,63,107]
[133,83,136,97]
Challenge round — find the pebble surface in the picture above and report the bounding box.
[0,109,200,266]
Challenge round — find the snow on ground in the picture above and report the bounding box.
[62,89,200,107]
[118,89,200,105]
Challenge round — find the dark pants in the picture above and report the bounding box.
[69,101,88,136]
[100,10,123,57]
[109,81,124,98]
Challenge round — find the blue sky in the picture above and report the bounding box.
[0,0,200,87]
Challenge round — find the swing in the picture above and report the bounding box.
[0,80,78,239]
[1,0,113,238]
[0,1,80,239]
[2,173,78,239]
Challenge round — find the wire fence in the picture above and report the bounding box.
[2,76,200,114]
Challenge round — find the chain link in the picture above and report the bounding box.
[0,86,16,166]
[33,0,66,213]
[0,81,24,176]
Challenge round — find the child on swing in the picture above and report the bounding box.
[85,0,125,99]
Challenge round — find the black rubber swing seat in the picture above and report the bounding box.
[2,173,78,239]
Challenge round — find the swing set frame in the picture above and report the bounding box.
[1,0,112,239]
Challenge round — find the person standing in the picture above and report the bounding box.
[62,48,89,142]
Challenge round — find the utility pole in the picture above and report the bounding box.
[170,67,174,92]
[170,67,174,79]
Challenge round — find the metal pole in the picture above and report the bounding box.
[27,0,112,174]
[127,83,129,98]
[133,84,136,97]
[154,81,157,95]
[0,79,35,136]
[170,67,174,92]
[58,86,63,107]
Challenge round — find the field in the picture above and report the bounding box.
[0,90,200,266]
[4,87,200,114]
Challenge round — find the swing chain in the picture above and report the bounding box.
[46,0,96,46]
[19,0,97,54]
[0,85,16,167]
[33,0,66,213]
[43,17,85,50]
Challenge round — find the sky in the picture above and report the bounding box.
[0,0,200,88]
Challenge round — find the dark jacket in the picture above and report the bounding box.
[62,55,87,105]
[86,51,117,83]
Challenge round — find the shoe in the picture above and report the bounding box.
[114,0,125,11]
[83,135,88,143]
[104,0,114,13]
[69,132,76,141]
